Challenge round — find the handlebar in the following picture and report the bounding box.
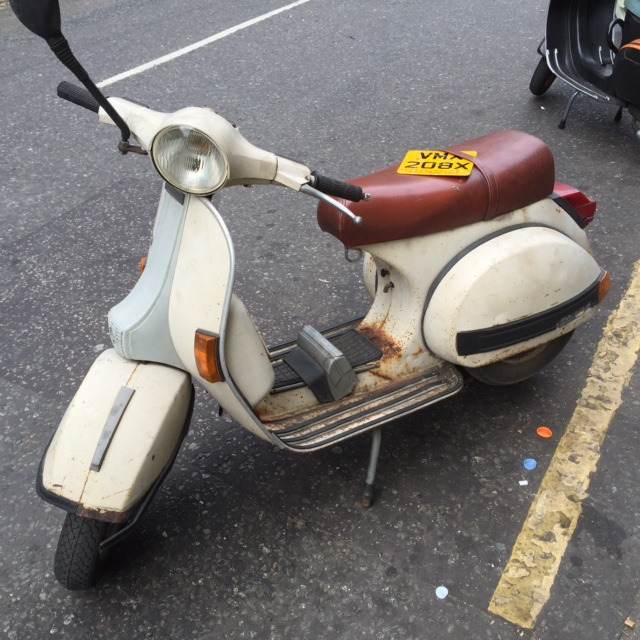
[55,81,368,215]
[57,81,100,113]
[311,172,365,203]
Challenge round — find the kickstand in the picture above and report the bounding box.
[362,428,382,508]
[614,106,624,123]
[559,90,581,129]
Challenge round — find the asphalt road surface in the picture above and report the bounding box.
[1,1,640,639]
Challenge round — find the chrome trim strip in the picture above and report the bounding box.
[90,386,135,471]
[549,48,610,102]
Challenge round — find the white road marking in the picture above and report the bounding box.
[97,0,311,88]
[489,261,640,628]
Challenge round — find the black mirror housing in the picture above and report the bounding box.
[9,0,62,40]
[10,0,131,143]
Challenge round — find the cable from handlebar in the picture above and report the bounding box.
[47,35,131,141]
[311,172,365,202]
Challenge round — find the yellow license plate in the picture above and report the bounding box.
[397,150,477,177]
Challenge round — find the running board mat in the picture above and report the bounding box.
[272,328,382,392]
[267,364,463,451]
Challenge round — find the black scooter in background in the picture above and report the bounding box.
[530,0,640,138]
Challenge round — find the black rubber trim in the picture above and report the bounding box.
[36,445,79,513]
[456,271,605,356]
[551,192,588,229]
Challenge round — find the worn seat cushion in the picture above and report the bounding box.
[317,130,555,248]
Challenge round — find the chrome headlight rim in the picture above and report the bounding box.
[151,125,229,196]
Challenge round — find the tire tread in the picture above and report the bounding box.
[530,57,556,96]
[54,513,108,590]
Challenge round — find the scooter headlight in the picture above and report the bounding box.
[151,125,229,195]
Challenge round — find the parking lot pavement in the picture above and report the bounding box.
[2,1,639,638]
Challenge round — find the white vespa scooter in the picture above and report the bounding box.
[10,0,610,589]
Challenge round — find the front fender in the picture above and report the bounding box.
[37,349,193,522]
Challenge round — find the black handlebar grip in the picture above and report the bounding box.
[312,172,365,202]
[57,81,100,114]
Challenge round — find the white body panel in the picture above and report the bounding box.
[423,226,601,366]
[357,198,591,373]
[40,349,191,519]
[109,186,187,368]
[108,189,276,441]
[165,195,275,439]
[104,182,602,445]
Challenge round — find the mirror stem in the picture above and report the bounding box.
[47,34,131,142]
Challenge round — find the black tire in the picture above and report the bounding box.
[54,513,112,590]
[530,57,556,96]
[464,332,573,386]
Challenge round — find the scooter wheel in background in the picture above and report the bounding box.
[529,57,556,96]
[54,513,115,590]
[464,332,573,386]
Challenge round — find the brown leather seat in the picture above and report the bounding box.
[317,130,555,248]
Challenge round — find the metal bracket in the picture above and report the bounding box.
[345,247,363,263]
[117,141,148,155]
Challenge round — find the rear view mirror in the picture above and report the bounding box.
[9,0,62,41]
[10,0,131,143]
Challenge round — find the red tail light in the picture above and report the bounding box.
[553,181,597,226]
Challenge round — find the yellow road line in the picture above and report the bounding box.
[489,261,640,629]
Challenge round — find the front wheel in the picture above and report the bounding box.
[54,513,117,590]
[530,56,556,96]
[464,332,573,386]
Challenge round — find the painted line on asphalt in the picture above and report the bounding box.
[489,260,640,629]
[97,0,311,88]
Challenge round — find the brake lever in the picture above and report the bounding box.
[300,184,364,225]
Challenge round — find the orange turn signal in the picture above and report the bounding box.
[194,330,224,383]
[139,256,147,275]
[598,271,611,302]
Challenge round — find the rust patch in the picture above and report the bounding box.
[369,368,394,381]
[359,324,401,360]
[76,504,133,523]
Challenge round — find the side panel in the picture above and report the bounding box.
[544,0,619,101]
[109,185,187,369]
[225,295,275,403]
[356,199,592,376]
[167,196,275,439]
[39,349,192,519]
[109,188,275,414]
[423,227,603,367]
